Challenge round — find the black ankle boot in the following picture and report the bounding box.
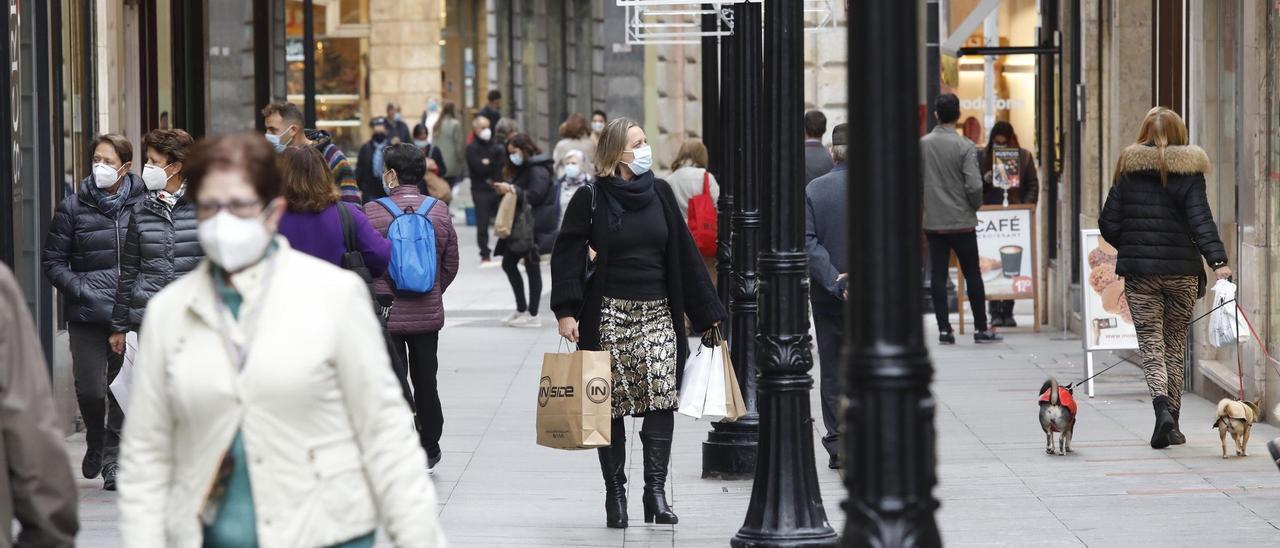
[597,439,628,528]
[639,432,678,525]
[1151,396,1175,449]
[1168,409,1186,445]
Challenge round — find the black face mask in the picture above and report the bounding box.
[373,132,388,143]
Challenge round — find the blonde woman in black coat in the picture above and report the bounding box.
[551,118,725,529]
[1100,107,1230,449]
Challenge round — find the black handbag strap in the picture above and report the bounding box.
[337,202,358,254]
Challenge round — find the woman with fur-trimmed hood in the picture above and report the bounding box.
[1100,106,1231,451]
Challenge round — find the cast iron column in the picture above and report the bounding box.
[705,3,732,315]
[732,0,837,545]
[302,0,317,127]
[843,0,942,546]
[703,1,761,480]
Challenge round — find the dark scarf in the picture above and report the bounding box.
[87,175,133,217]
[597,171,657,231]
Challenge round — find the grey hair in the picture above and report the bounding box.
[830,144,847,165]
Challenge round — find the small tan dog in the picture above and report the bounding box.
[1212,398,1262,459]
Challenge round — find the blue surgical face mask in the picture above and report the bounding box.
[509,152,524,166]
[414,139,430,148]
[626,145,653,176]
[264,126,294,153]
[563,164,581,179]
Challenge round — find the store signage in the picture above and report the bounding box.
[960,97,1027,111]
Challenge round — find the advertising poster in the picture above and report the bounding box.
[992,147,1021,190]
[1081,229,1138,351]
[974,206,1035,299]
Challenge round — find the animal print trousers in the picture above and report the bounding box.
[1124,275,1199,411]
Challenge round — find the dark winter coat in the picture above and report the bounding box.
[465,138,504,194]
[42,174,146,325]
[109,191,202,333]
[1099,144,1227,290]
[356,139,390,203]
[501,154,558,254]
[363,184,460,334]
[551,177,726,385]
[979,146,1040,205]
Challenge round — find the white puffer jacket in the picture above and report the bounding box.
[117,238,446,548]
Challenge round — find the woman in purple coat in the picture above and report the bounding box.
[277,147,390,276]
[363,144,459,473]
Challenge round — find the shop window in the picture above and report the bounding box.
[286,0,369,155]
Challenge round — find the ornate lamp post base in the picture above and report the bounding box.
[702,417,758,479]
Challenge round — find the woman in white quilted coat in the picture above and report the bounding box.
[117,133,445,548]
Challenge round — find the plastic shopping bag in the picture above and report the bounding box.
[678,341,719,418]
[109,332,139,412]
[1209,279,1249,347]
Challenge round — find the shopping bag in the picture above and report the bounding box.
[536,349,612,450]
[424,171,453,203]
[721,338,747,421]
[1209,279,1249,347]
[678,341,718,418]
[109,332,139,412]
[494,192,518,238]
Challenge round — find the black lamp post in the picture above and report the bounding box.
[843,0,942,546]
[732,0,837,545]
[704,1,761,480]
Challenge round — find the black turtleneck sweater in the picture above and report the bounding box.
[601,196,668,301]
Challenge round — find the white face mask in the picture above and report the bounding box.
[413,139,430,148]
[591,121,605,133]
[627,145,653,176]
[198,208,274,273]
[563,164,581,179]
[142,164,172,191]
[479,128,492,141]
[93,163,122,189]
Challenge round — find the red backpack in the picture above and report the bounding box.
[687,171,717,258]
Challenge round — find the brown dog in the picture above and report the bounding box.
[1213,398,1262,459]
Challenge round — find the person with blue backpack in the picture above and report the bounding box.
[363,143,459,473]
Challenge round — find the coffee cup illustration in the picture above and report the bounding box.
[999,245,1023,278]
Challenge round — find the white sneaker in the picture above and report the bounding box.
[479,259,501,269]
[512,315,543,328]
[501,311,527,326]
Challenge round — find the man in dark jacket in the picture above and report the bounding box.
[362,144,460,473]
[0,263,79,546]
[466,116,505,263]
[805,123,848,470]
[110,128,202,343]
[42,133,145,491]
[804,110,834,184]
[357,117,395,202]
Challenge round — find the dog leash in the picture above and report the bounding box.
[1066,298,1237,391]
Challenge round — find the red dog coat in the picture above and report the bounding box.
[1038,386,1078,416]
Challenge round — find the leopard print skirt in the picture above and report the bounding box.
[598,297,678,418]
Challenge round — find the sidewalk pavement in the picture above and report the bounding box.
[68,224,1280,546]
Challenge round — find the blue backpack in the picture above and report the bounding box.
[375,197,440,294]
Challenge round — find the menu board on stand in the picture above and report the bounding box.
[1078,229,1139,396]
[955,204,1040,334]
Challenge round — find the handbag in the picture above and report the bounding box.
[505,203,536,255]
[336,203,372,284]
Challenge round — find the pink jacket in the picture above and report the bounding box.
[363,185,460,334]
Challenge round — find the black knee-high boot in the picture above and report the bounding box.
[1151,396,1175,449]
[598,419,628,528]
[639,431,678,524]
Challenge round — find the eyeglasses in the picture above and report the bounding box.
[196,199,264,219]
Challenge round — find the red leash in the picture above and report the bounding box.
[1235,303,1280,400]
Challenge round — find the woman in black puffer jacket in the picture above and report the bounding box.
[1100,107,1230,451]
[42,133,145,491]
[109,129,201,342]
[491,133,557,328]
